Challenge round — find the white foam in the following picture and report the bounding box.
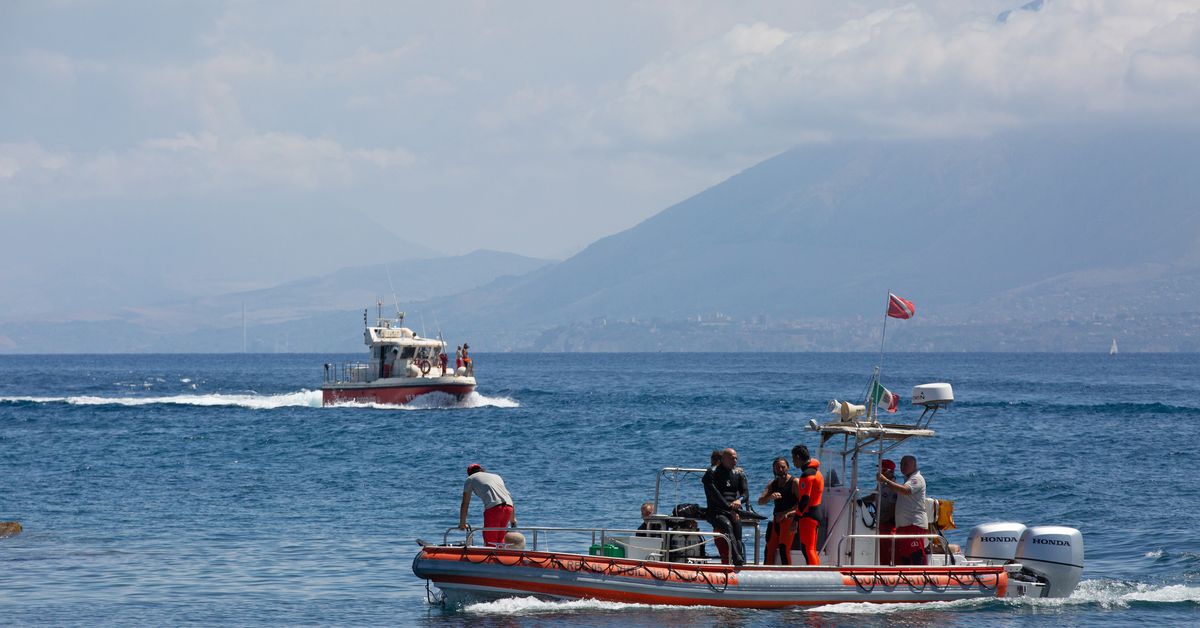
[327,391,520,411]
[805,580,1200,614]
[463,596,687,615]
[807,598,986,614]
[0,390,323,409]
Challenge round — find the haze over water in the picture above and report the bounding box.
[1,352,1197,626]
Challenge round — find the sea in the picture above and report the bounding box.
[1,352,1197,627]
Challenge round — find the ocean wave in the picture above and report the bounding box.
[0,390,323,409]
[462,596,696,615]
[960,400,1200,414]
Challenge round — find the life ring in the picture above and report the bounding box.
[417,359,432,375]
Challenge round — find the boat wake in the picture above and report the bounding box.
[327,391,520,410]
[462,596,698,615]
[805,579,1200,614]
[0,390,519,411]
[0,390,323,409]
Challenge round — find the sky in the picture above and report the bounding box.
[2,1,1199,307]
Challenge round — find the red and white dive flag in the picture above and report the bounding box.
[887,293,916,320]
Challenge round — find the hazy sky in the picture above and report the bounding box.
[3,0,1199,263]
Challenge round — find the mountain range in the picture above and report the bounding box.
[4,124,1199,353]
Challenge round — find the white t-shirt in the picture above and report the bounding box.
[894,470,928,528]
[464,472,512,509]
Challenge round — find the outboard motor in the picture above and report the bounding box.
[1013,526,1084,597]
[965,522,1027,565]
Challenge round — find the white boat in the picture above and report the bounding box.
[1110,339,1118,355]
[322,309,475,405]
[412,381,1084,607]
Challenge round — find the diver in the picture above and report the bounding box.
[757,456,800,565]
[791,444,825,565]
[702,448,748,566]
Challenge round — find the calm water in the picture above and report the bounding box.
[1,353,1197,626]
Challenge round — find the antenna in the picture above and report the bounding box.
[385,263,403,319]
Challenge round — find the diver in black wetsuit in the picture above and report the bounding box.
[703,448,748,566]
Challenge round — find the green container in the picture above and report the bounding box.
[602,543,625,558]
[588,543,602,556]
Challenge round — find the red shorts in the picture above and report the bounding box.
[482,504,514,545]
[896,524,927,565]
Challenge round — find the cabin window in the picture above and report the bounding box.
[399,346,416,359]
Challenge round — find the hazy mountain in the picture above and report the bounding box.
[0,202,441,322]
[0,250,551,352]
[8,125,1200,353]
[427,125,1200,340]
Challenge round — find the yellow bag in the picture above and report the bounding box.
[936,499,956,531]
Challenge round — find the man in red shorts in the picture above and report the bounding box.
[458,463,516,546]
[877,455,927,565]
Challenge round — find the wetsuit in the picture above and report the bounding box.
[794,459,825,565]
[763,475,800,565]
[702,464,747,566]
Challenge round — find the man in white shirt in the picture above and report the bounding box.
[877,454,927,565]
[458,463,516,546]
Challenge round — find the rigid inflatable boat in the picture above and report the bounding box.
[413,380,1084,607]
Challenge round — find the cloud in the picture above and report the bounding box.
[590,1,1200,150]
[0,132,415,207]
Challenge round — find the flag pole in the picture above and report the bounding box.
[879,289,890,375]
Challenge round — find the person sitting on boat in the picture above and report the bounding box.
[791,445,825,565]
[862,459,899,565]
[757,456,801,565]
[635,501,658,537]
[458,463,516,546]
[877,454,927,565]
[702,448,747,566]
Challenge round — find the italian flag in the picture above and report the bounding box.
[870,380,899,413]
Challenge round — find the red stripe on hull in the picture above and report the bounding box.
[322,384,475,406]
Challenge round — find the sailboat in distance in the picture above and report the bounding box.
[1110,339,1118,355]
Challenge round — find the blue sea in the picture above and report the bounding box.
[1,352,1197,626]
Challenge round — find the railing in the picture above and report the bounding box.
[836,533,953,567]
[650,467,764,563]
[323,362,376,384]
[442,526,730,564]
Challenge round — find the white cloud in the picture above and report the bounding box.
[591,1,1200,149]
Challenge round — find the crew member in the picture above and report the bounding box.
[863,459,899,565]
[455,346,463,371]
[636,501,657,537]
[878,454,927,565]
[757,457,800,565]
[792,444,825,565]
[438,350,448,376]
[458,463,516,546]
[462,343,473,376]
[702,448,747,566]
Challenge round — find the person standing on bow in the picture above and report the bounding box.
[458,463,516,546]
[462,343,473,376]
[792,444,825,565]
[757,457,800,565]
[702,448,748,566]
[878,454,927,565]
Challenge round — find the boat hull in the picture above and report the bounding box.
[322,378,475,406]
[412,546,1008,608]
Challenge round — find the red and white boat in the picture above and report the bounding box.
[412,381,1084,607]
[322,310,475,406]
